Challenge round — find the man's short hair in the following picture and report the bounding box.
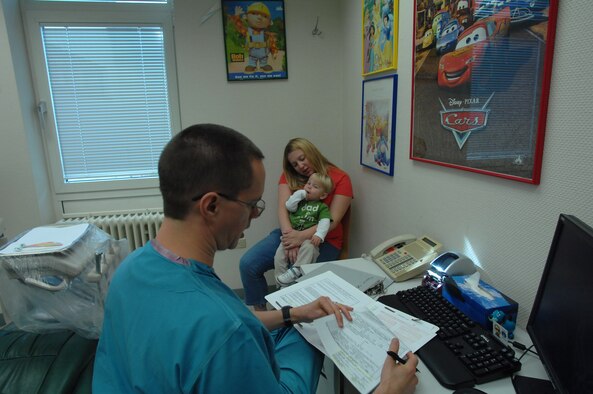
[158,124,264,219]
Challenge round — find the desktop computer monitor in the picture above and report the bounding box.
[521,214,593,393]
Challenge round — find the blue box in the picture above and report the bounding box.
[442,275,518,331]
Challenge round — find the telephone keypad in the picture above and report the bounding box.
[385,254,416,273]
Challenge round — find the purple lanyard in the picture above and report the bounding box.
[150,239,191,267]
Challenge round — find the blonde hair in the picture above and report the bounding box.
[283,138,336,191]
[310,173,333,195]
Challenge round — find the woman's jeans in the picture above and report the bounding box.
[240,228,340,306]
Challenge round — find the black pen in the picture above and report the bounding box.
[386,351,420,373]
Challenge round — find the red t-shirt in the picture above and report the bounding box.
[279,166,353,249]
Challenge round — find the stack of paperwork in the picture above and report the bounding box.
[265,271,437,394]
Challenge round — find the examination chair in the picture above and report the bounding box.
[0,327,97,393]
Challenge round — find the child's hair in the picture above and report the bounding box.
[311,173,333,195]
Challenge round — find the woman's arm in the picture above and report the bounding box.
[281,193,352,248]
[327,194,352,232]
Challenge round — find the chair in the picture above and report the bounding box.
[338,206,352,260]
[0,328,97,393]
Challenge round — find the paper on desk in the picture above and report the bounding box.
[314,309,400,394]
[368,303,438,353]
[265,270,375,310]
[265,271,378,354]
[265,270,436,392]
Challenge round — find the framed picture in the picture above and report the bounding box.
[221,0,288,81]
[410,0,558,184]
[361,75,398,176]
[362,0,399,76]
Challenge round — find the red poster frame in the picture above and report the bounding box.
[410,0,558,184]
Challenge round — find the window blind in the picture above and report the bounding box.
[41,25,172,183]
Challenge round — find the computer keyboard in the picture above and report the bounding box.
[378,285,521,390]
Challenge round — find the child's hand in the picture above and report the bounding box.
[311,235,322,247]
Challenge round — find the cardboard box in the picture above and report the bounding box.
[442,275,518,331]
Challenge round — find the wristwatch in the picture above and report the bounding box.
[281,305,293,327]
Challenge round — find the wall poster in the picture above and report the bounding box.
[221,1,288,81]
[362,0,399,76]
[410,0,558,184]
[361,75,398,176]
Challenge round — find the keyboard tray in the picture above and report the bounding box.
[378,286,521,390]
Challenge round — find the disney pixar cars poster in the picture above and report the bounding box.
[411,0,558,184]
[221,1,288,81]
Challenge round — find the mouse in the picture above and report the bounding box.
[452,388,487,394]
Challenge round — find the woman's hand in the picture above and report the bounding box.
[375,339,419,394]
[281,228,308,249]
[291,296,353,328]
[281,228,313,263]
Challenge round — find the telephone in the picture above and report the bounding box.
[369,234,443,282]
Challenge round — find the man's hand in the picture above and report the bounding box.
[375,339,418,394]
[291,296,353,328]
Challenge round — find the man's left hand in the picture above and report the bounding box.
[291,296,353,328]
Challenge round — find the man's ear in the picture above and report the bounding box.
[197,192,219,216]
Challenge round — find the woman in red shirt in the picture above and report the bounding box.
[240,138,353,310]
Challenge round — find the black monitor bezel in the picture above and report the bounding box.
[526,214,593,394]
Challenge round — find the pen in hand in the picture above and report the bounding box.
[386,350,420,373]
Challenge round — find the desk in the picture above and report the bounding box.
[302,258,549,394]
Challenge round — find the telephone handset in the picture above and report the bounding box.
[370,234,443,282]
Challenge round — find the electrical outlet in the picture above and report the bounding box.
[237,237,247,249]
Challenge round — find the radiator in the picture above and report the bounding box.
[58,211,163,251]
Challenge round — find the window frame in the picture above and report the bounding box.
[22,0,180,213]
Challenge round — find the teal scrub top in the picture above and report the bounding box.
[93,243,284,393]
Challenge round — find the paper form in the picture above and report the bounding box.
[265,271,377,354]
[265,270,375,310]
[368,303,438,353]
[314,309,398,394]
[265,270,437,391]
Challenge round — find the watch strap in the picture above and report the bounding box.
[281,305,293,327]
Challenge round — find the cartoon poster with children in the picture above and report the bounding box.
[360,75,397,176]
[222,1,288,81]
[362,0,399,76]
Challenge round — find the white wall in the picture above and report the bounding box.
[1,0,592,324]
[171,0,345,287]
[340,0,593,326]
[0,0,53,239]
[0,0,345,289]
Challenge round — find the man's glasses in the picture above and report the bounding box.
[192,192,266,218]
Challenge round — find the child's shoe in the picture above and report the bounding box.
[276,266,303,286]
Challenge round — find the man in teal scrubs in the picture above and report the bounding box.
[92,124,418,393]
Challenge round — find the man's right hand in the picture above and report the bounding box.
[375,339,418,394]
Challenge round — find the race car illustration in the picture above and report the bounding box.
[474,0,548,25]
[437,6,510,89]
[436,19,464,55]
[455,0,474,28]
[432,10,451,40]
[422,28,435,50]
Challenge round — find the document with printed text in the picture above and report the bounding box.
[265,271,437,392]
